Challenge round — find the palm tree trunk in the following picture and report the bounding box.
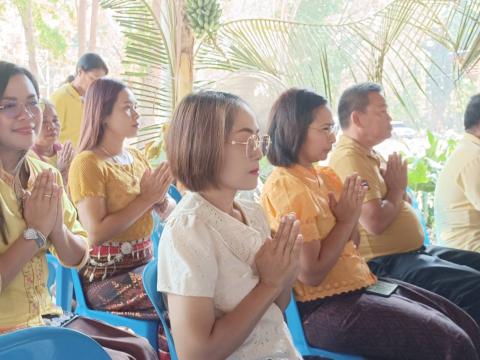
[173,0,194,105]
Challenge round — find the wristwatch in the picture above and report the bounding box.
[23,228,47,249]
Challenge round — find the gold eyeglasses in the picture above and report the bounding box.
[231,134,271,159]
[309,123,339,136]
[0,100,41,119]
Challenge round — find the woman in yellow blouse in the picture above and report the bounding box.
[0,61,156,359]
[31,99,74,186]
[50,53,108,148]
[261,88,480,359]
[68,78,174,358]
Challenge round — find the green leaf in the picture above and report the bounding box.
[408,159,430,191]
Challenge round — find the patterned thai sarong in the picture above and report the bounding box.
[81,237,170,360]
[298,279,480,359]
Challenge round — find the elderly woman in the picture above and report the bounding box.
[31,99,73,186]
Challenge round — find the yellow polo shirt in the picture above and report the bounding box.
[0,156,88,333]
[50,83,83,148]
[261,165,376,302]
[435,133,480,251]
[329,135,424,261]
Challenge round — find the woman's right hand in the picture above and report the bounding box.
[328,173,366,225]
[23,169,61,237]
[139,162,173,206]
[255,214,303,292]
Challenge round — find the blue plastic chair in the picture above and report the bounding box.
[151,184,182,256]
[0,326,110,360]
[143,261,178,360]
[70,268,159,349]
[406,188,430,245]
[285,294,364,359]
[168,184,182,203]
[65,184,182,349]
[67,184,184,349]
[151,214,164,258]
[46,254,74,311]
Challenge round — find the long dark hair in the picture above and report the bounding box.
[0,61,40,245]
[77,78,126,153]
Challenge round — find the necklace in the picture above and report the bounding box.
[100,145,138,186]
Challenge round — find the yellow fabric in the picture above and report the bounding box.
[435,133,480,251]
[68,148,153,242]
[50,83,83,148]
[0,156,88,332]
[29,150,57,168]
[261,164,376,302]
[330,135,424,261]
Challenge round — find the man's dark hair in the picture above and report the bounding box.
[338,82,382,129]
[464,94,480,130]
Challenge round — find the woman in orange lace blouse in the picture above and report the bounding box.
[261,88,480,359]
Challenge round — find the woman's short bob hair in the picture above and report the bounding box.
[166,90,248,192]
[267,88,327,167]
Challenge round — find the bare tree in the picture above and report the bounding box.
[77,0,87,56]
[13,0,39,77]
[88,0,99,51]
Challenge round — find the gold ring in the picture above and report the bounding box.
[43,194,52,198]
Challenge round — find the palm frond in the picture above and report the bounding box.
[100,0,174,127]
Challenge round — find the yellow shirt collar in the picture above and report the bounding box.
[464,132,480,146]
[65,82,83,102]
[284,163,318,182]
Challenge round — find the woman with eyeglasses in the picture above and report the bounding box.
[31,99,74,186]
[68,77,175,359]
[50,53,108,148]
[0,61,157,359]
[261,88,480,359]
[157,91,303,359]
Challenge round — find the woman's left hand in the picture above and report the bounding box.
[351,226,361,249]
[140,162,173,206]
[57,141,74,175]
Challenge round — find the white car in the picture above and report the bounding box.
[391,121,417,139]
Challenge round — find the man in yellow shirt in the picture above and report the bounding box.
[435,94,480,251]
[330,82,480,324]
[50,53,108,148]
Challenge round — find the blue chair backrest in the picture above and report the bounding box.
[0,326,110,360]
[46,254,73,311]
[70,267,90,313]
[47,254,57,292]
[143,261,178,360]
[151,214,164,257]
[151,184,182,256]
[406,187,430,245]
[168,184,182,204]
